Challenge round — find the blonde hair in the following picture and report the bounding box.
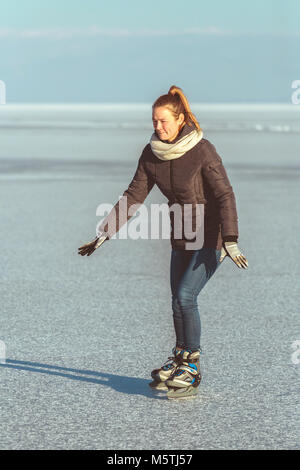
[152,85,201,132]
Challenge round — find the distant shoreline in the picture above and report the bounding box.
[0,102,297,108]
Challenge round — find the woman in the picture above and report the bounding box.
[78,85,248,400]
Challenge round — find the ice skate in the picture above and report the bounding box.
[166,349,201,400]
[166,384,199,400]
[149,346,183,392]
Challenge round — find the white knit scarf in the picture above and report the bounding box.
[150,128,203,161]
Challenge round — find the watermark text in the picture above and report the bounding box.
[291,340,300,365]
[95,197,205,249]
[0,340,6,364]
[291,80,300,104]
[0,80,6,104]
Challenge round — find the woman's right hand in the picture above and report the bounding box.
[78,235,108,257]
[219,241,248,269]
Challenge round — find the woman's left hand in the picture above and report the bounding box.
[219,242,248,269]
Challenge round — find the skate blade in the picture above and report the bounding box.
[167,387,198,400]
[149,380,168,392]
[166,381,191,389]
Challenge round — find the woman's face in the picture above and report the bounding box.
[152,106,185,142]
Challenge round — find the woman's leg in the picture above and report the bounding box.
[170,247,222,351]
[170,250,193,349]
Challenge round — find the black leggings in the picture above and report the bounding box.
[170,247,222,351]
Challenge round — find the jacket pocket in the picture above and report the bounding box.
[205,155,222,173]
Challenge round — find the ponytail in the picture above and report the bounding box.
[152,85,201,131]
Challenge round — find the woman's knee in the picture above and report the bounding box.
[172,296,181,314]
[176,287,197,310]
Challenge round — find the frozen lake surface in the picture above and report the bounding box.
[0,104,299,449]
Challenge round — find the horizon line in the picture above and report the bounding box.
[0,27,299,38]
[0,101,297,107]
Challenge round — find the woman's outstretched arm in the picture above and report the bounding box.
[97,152,156,240]
[78,150,155,256]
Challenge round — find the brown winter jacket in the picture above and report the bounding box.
[98,122,239,250]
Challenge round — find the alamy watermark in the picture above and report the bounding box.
[0,80,6,104]
[0,340,6,364]
[96,198,205,249]
[291,80,300,104]
[291,340,300,365]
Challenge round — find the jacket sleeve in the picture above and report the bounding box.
[97,152,156,239]
[201,141,239,240]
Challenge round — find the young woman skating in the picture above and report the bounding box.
[78,85,248,399]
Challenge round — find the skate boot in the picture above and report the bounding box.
[149,346,183,392]
[166,349,201,400]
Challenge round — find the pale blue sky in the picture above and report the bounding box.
[0,0,299,102]
[0,0,299,33]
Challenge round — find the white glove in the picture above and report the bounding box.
[95,235,108,248]
[78,234,108,257]
[220,241,248,269]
